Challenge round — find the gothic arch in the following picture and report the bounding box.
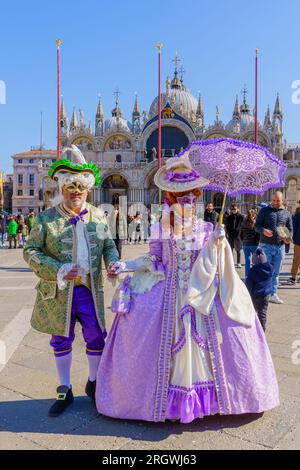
[101,132,136,153]
[101,170,132,187]
[141,118,195,146]
[139,159,167,187]
[100,172,130,205]
[67,134,98,152]
[286,175,300,186]
[241,130,272,149]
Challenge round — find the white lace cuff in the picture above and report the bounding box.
[57,263,75,290]
[113,256,157,273]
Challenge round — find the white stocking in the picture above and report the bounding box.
[55,353,72,388]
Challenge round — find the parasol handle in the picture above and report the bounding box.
[216,200,226,247]
[216,148,234,246]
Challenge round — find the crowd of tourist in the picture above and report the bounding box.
[0,210,36,249]
[2,193,300,332]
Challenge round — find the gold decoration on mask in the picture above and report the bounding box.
[63,181,87,194]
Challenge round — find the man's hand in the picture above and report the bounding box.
[63,267,79,280]
[107,263,118,279]
[263,229,273,238]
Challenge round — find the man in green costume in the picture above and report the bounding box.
[24,145,119,417]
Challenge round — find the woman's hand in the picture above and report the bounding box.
[214,224,226,240]
[63,266,79,280]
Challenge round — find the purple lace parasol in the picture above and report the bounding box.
[177,138,286,196]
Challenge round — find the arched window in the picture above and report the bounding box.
[146,126,189,160]
[116,154,122,163]
[288,178,297,191]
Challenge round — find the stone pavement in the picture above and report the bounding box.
[0,244,300,450]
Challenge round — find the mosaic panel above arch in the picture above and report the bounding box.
[70,136,97,152]
[104,134,132,151]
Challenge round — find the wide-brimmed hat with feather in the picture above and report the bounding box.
[48,145,101,190]
[154,151,209,193]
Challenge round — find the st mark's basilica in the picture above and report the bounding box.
[30,58,286,211]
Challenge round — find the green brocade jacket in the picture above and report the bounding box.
[23,203,119,336]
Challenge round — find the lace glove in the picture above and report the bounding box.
[57,263,75,290]
[112,256,156,274]
[213,224,226,240]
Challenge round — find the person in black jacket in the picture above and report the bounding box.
[204,202,219,229]
[286,207,300,285]
[109,206,126,258]
[225,204,244,268]
[246,248,274,331]
[240,209,260,277]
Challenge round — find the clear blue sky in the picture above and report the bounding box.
[0,0,299,173]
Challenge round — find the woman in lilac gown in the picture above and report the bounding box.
[96,154,279,423]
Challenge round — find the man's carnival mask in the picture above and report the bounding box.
[63,181,88,194]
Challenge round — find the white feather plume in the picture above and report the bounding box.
[61,144,86,165]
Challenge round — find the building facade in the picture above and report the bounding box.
[59,64,284,211]
[11,148,57,215]
[283,144,300,212]
[11,61,289,214]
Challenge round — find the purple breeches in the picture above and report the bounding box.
[50,286,106,357]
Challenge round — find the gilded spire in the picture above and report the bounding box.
[60,97,67,119]
[70,107,78,129]
[79,109,85,127]
[166,75,171,97]
[95,97,104,137]
[274,93,282,117]
[264,105,272,128]
[233,94,241,119]
[60,97,68,138]
[96,95,104,118]
[133,93,140,115]
[196,93,203,116]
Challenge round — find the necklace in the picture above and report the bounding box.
[176,216,198,292]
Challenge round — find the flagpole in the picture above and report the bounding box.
[255,48,259,206]
[157,42,163,206]
[255,48,259,145]
[56,38,61,160]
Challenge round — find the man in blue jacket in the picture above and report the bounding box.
[255,191,292,304]
[286,208,300,285]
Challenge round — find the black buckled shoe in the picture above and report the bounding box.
[48,385,74,417]
[85,379,96,401]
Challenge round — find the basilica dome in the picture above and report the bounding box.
[105,116,132,133]
[226,95,261,133]
[105,104,132,133]
[149,73,198,120]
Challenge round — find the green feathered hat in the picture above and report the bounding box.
[48,145,101,188]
